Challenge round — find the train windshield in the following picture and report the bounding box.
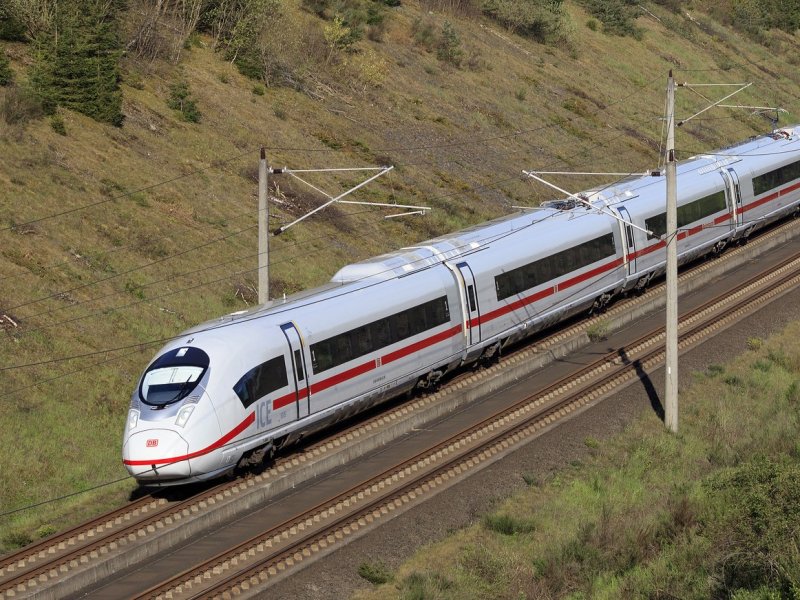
[139,347,210,407]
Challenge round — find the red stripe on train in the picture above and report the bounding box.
[123,412,255,466]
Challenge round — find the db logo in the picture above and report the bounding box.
[146,439,159,447]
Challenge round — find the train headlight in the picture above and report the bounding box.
[175,405,195,428]
[127,409,139,430]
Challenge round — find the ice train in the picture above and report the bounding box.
[123,126,800,484]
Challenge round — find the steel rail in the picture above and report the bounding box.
[138,251,800,599]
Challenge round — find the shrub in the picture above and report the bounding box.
[357,560,393,584]
[0,5,26,41]
[303,0,387,46]
[35,524,57,539]
[0,49,12,86]
[706,458,800,594]
[522,472,539,486]
[484,513,535,535]
[482,0,567,44]
[1,84,44,125]
[323,15,356,61]
[400,571,453,596]
[576,0,642,38]
[412,18,437,51]
[2,530,32,550]
[348,47,388,91]
[50,113,66,135]
[586,320,609,342]
[436,21,463,66]
[167,80,201,123]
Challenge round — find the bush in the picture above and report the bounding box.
[576,0,642,38]
[484,513,535,535]
[1,84,44,125]
[586,320,609,342]
[482,0,567,44]
[412,18,437,51]
[357,560,393,584]
[0,49,12,86]
[0,5,26,41]
[706,458,800,594]
[303,0,387,46]
[50,113,66,135]
[436,21,464,66]
[167,80,201,123]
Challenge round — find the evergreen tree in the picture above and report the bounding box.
[29,0,124,126]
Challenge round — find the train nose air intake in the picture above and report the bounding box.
[123,429,191,481]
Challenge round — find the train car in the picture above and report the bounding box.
[123,125,800,485]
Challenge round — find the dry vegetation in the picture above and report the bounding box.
[0,0,798,552]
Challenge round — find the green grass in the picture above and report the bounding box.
[353,321,800,599]
[1,0,799,553]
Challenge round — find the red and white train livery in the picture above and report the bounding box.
[123,126,800,484]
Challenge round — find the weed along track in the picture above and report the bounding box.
[1,218,800,599]
[131,244,800,600]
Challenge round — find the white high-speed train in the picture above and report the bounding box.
[123,126,800,485]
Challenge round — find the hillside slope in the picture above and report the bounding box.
[0,0,798,548]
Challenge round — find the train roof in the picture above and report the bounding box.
[330,205,616,283]
[183,125,799,341]
[538,125,800,212]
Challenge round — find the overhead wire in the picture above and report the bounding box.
[5,113,769,378]
[8,123,658,338]
[4,32,793,517]
[2,79,677,372]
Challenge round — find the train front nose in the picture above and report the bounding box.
[123,429,191,482]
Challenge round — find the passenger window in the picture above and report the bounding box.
[233,356,289,408]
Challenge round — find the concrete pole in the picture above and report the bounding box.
[665,71,679,433]
[258,147,269,304]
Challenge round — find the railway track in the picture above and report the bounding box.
[133,243,800,599]
[2,217,799,599]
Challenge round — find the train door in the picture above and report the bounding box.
[720,168,743,228]
[617,206,637,275]
[280,322,311,419]
[453,262,482,346]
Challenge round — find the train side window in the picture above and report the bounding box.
[467,285,476,312]
[495,233,616,301]
[233,356,289,408]
[646,213,666,239]
[753,159,800,196]
[310,296,450,373]
[646,190,727,240]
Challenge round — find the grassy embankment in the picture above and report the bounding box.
[1,0,798,550]
[354,322,800,598]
